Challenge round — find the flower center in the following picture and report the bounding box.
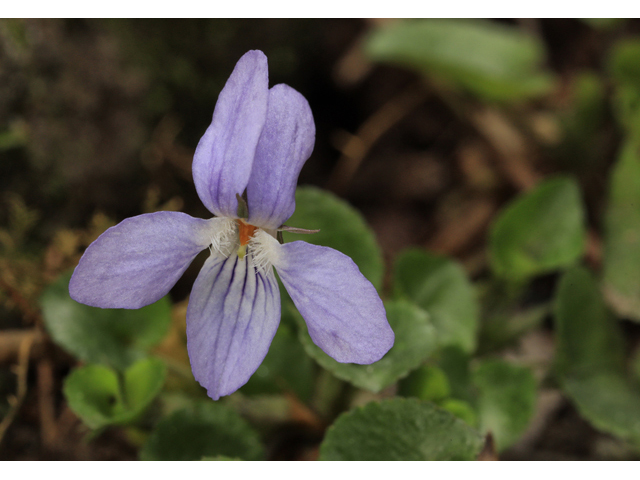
[207,217,280,273]
[237,219,258,247]
[236,219,257,259]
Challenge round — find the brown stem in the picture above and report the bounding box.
[427,197,497,256]
[0,331,36,444]
[38,358,58,449]
[0,329,46,365]
[327,83,428,195]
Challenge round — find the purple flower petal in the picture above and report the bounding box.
[246,84,315,229]
[69,212,213,309]
[186,254,281,400]
[192,50,269,217]
[276,241,394,364]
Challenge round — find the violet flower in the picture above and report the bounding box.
[69,50,394,400]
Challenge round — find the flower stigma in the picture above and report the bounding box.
[236,219,257,259]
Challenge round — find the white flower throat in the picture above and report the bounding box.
[207,217,281,273]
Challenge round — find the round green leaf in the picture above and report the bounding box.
[140,401,264,461]
[609,40,640,89]
[284,186,383,290]
[472,359,536,451]
[603,141,640,322]
[41,272,172,369]
[489,176,586,279]
[394,249,478,352]
[555,267,625,376]
[63,357,166,429]
[441,399,477,428]
[563,373,640,445]
[554,267,640,444]
[398,364,451,402]
[608,40,640,135]
[123,357,167,412]
[63,364,124,429]
[365,19,554,102]
[319,398,484,460]
[296,300,437,392]
[438,346,473,402]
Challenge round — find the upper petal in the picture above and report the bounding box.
[69,212,213,309]
[246,84,315,229]
[275,241,394,364]
[186,253,281,400]
[192,50,269,217]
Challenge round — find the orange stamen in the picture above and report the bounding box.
[237,219,257,246]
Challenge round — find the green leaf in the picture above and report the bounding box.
[365,19,554,102]
[140,401,264,461]
[123,357,167,412]
[63,357,166,429]
[63,365,123,430]
[394,249,479,352]
[480,303,550,354]
[240,323,315,401]
[554,267,640,444]
[296,300,437,392]
[318,398,484,460]
[612,86,640,138]
[555,267,625,376]
[472,359,537,451]
[609,40,640,89]
[603,142,640,321]
[553,73,607,173]
[438,346,473,403]
[440,399,477,428]
[562,373,640,445]
[41,272,172,369]
[609,40,640,136]
[285,186,383,290]
[398,364,450,402]
[478,278,550,352]
[489,177,586,279]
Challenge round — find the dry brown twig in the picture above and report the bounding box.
[328,84,429,195]
[0,330,37,444]
[427,197,497,257]
[0,328,46,365]
[477,433,499,461]
[469,107,542,192]
[332,18,397,88]
[38,357,58,449]
[283,392,325,432]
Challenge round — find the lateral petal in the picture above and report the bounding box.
[192,50,269,217]
[276,241,394,364]
[246,84,315,229]
[186,254,281,400]
[69,212,214,309]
